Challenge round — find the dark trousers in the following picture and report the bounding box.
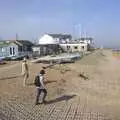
[36,88,47,103]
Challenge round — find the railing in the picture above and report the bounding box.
[18,51,32,56]
[0,51,32,58]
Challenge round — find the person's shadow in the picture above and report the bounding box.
[0,75,20,80]
[46,94,76,104]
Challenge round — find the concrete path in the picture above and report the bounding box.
[0,96,111,120]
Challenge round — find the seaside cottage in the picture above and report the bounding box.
[0,40,33,58]
[59,37,93,52]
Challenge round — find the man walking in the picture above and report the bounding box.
[21,57,29,86]
[35,69,47,105]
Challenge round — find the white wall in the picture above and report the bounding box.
[32,46,41,55]
[32,47,40,52]
[60,43,88,52]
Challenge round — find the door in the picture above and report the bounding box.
[10,47,15,56]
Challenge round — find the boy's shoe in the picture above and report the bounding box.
[35,102,40,105]
[42,100,47,104]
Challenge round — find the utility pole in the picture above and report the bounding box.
[73,24,77,40]
[78,24,82,38]
[16,33,19,40]
[73,23,83,40]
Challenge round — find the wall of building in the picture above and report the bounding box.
[32,45,49,56]
[0,46,8,57]
[60,43,88,52]
[0,41,34,58]
[32,44,60,57]
[0,43,18,57]
[32,46,41,57]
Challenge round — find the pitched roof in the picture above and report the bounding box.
[15,40,34,46]
[48,34,72,39]
[0,40,34,47]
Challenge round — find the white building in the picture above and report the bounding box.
[59,37,93,52]
[32,34,72,56]
[39,34,72,44]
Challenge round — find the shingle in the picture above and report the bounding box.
[15,40,34,46]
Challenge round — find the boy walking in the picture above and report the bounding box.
[35,69,47,105]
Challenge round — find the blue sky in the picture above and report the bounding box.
[0,0,120,47]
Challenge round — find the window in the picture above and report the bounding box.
[74,46,78,49]
[10,47,12,55]
[19,46,22,52]
[13,47,15,55]
[67,46,70,51]
[82,46,84,49]
[67,46,70,49]
[1,47,5,52]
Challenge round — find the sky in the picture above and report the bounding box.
[0,0,120,48]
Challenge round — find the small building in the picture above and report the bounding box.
[59,37,94,52]
[0,40,33,58]
[72,37,94,51]
[60,42,88,53]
